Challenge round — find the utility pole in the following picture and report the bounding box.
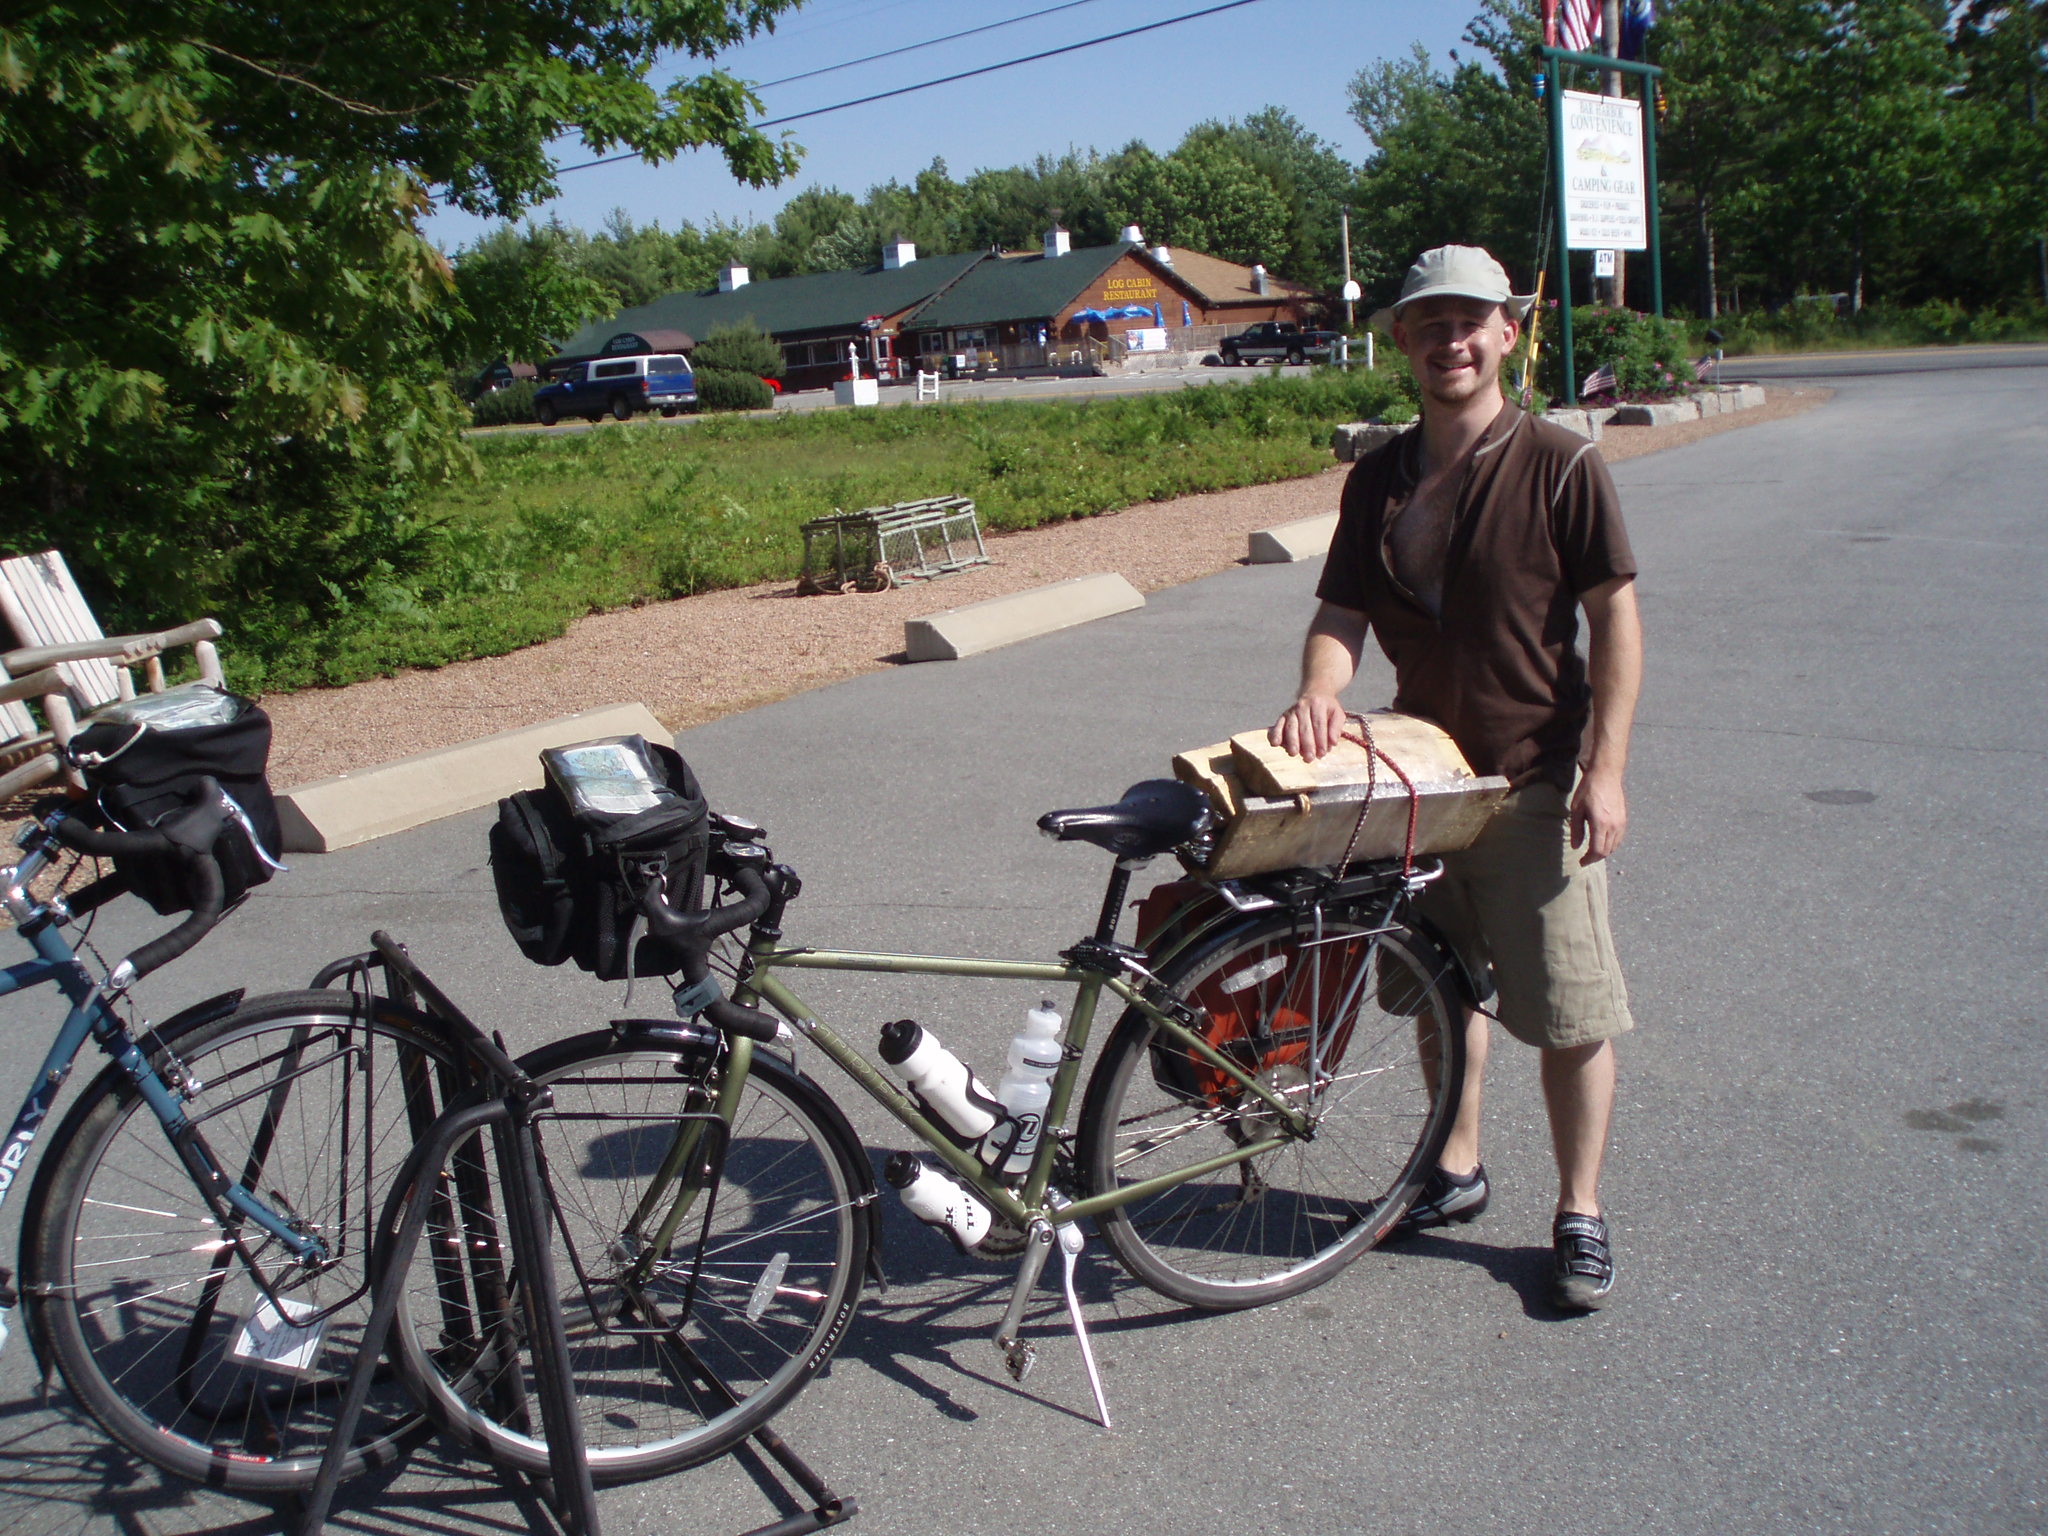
[1341,206,1355,332]
[1603,0,1627,309]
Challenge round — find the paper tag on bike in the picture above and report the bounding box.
[228,1295,325,1378]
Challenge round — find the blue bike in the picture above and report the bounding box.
[0,783,449,1489]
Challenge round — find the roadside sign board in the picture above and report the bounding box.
[1561,89,1647,251]
[1594,249,1617,277]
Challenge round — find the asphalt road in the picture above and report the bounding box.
[2,357,2043,1535]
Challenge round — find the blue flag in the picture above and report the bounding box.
[1620,0,1654,60]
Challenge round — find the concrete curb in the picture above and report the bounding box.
[1249,512,1339,564]
[904,573,1143,662]
[276,701,668,853]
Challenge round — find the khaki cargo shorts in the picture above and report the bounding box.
[1412,780,1634,1050]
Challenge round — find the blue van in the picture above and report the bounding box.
[533,353,696,424]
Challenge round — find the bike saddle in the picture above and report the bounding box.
[1037,779,1213,859]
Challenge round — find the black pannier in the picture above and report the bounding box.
[64,687,284,916]
[490,735,710,980]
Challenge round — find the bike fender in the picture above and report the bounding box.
[1402,913,1491,1009]
[14,987,246,1377]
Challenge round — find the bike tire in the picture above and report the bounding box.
[24,989,456,1491]
[1077,907,1465,1309]
[388,1031,869,1483]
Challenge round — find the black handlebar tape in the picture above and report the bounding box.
[52,777,229,861]
[54,778,232,983]
[639,865,773,947]
[122,851,225,981]
[704,998,783,1044]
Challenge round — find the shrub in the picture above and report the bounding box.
[471,378,538,426]
[1545,306,1695,401]
[691,323,784,380]
[695,369,775,412]
[1687,300,2048,354]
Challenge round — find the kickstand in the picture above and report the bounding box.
[1055,1220,1112,1429]
[992,1216,1113,1429]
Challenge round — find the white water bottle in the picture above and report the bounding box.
[992,1000,1063,1177]
[885,1152,992,1252]
[877,1019,1009,1151]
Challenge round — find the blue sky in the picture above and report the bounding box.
[422,0,1475,254]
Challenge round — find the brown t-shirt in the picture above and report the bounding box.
[1315,402,1637,790]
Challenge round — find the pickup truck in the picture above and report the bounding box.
[534,352,696,424]
[1218,322,1340,366]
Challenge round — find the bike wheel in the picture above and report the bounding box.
[1077,909,1464,1309]
[389,1032,868,1483]
[25,989,456,1491]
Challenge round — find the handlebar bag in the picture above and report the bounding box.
[490,735,709,979]
[65,686,284,916]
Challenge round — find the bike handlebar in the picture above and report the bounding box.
[639,865,783,1043]
[51,779,230,984]
[639,862,774,947]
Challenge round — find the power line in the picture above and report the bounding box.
[754,0,1114,89]
[551,0,1269,176]
[757,0,1269,126]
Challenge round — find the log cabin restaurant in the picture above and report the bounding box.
[545,226,1321,392]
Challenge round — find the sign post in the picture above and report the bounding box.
[1543,45,1664,405]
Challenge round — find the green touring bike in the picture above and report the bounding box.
[382,773,1473,1473]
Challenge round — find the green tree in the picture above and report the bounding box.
[691,323,784,379]
[451,221,611,371]
[1656,0,1807,315]
[1953,0,2048,304]
[1346,3,1548,299]
[1733,0,1964,311]
[0,0,803,650]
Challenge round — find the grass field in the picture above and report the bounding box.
[240,366,1414,692]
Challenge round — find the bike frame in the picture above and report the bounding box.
[0,829,323,1301]
[736,950,1291,1229]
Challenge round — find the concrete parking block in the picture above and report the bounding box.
[1248,512,1340,564]
[1611,399,1702,426]
[275,700,667,852]
[904,573,1143,662]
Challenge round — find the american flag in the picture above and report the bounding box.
[1581,362,1618,398]
[1556,0,1599,52]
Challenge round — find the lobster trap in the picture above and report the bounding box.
[797,496,989,594]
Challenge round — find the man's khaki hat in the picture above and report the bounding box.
[1370,245,1535,334]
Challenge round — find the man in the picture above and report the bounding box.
[1270,245,1642,1311]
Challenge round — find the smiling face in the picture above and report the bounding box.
[1390,295,1519,411]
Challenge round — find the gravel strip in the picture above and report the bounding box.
[246,384,1824,788]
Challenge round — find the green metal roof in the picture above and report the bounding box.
[556,248,989,356]
[903,243,1138,330]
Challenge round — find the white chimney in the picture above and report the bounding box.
[882,238,916,269]
[1119,223,1144,245]
[1151,245,1174,266]
[1251,263,1270,295]
[1043,225,1070,259]
[718,262,750,292]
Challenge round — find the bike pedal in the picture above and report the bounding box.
[1001,1338,1036,1383]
